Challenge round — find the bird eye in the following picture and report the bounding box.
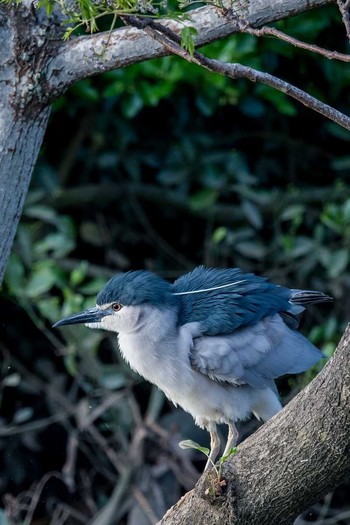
[111,303,123,312]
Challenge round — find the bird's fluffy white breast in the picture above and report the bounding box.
[116,310,277,425]
[117,309,197,392]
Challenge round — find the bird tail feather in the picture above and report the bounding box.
[290,290,333,305]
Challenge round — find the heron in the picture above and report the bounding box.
[53,266,332,470]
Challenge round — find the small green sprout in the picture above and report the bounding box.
[179,439,237,480]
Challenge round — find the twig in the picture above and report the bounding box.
[22,472,63,525]
[0,412,69,436]
[237,20,350,62]
[123,16,350,132]
[78,441,117,483]
[81,391,126,429]
[48,500,88,524]
[320,508,350,524]
[146,420,200,488]
[1,347,123,475]
[7,297,63,350]
[81,420,122,473]
[317,491,334,522]
[80,471,99,515]
[62,431,79,491]
[336,0,350,40]
[145,386,165,424]
[131,485,160,525]
[87,467,134,525]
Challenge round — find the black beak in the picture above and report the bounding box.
[53,307,106,328]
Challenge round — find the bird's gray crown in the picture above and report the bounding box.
[96,270,176,307]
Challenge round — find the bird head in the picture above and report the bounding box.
[53,270,177,334]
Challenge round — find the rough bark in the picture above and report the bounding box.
[158,324,350,525]
[0,0,334,284]
[0,6,56,280]
[0,108,50,281]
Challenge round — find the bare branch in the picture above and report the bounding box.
[125,17,350,131]
[238,20,350,61]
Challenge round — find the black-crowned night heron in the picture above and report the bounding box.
[53,266,332,470]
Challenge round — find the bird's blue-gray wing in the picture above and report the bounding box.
[173,266,293,335]
[189,314,324,388]
[173,266,331,336]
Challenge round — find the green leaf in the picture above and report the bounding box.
[212,226,228,244]
[235,241,266,259]
[241,199,262,229]
[37,0,54,16]
[343,199,350,222]
[179,439,210,456]
[64,350,78,377]
[24,263,58,298]
[78,277,107,295]
[34,233,75,258]
[122,92,144,118]
[63,27,76,41]
[289,237,315,258]
[180,26,198,56]
[256,85,297,116]
[36,297,61,323]
[219,447,237,463]
[4,254,25,294]
[72,79,100,102]
[328,249,349,278]
[189,188,218,211]
[281,204,305,222]
[70,261,89,287]
[24,204,58,224]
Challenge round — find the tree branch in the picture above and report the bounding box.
[47,0,333,94]
[336,0,350,40]
[237,19,350,62]
[124,16,350,130]
[157,324,350,525]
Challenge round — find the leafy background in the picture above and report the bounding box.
[1,3,350,524]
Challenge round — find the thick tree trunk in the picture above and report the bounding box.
[0,106,50,280]
[159,324,350,525]
[0,7,54,281]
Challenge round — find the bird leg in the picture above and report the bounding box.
[204,422,221,471]
[222,421,238,457]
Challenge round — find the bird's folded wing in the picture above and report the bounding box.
[189,314,324,388]
[174,266,292,335]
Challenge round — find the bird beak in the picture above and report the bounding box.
[53,306,106,328]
